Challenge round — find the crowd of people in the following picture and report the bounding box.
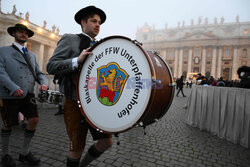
[194,69,250,88]
[175,67,250,98]
[176,67,250,91]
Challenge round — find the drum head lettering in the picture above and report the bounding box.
[78,37,153,133]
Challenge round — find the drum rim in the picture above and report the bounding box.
[148,51,175,120]
[76,35,156,134]
[158,52,175,118]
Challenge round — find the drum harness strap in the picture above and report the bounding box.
[62,34,92,100]
[76,34,96,125]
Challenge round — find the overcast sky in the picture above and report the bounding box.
[2,0,250,40]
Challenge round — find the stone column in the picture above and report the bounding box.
[232,46,239,80]
[174,48,179,79]
[187,48,192,74]
[48,47,54,60]
[37,44,44,71]
[0,33,14,46]
[163,49,167,61]
[43,47,54,73]
[201,47,206,75]
[217,47,222,79]
[211,47,217,78]
[178,48,183,77]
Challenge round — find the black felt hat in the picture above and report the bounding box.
[74,6,106,25]
[7,23,34,38]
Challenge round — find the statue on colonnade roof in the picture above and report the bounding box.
[11,5,17,15]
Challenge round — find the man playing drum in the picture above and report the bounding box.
[46,6,113,167]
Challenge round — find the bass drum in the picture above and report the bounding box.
[77,36,174,134]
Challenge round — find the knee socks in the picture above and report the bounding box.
[21,129,35,155]
[1,129,11,156]
[79,144,104,167]
[66,157,80,167]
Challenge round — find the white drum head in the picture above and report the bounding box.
[78,36,153,133]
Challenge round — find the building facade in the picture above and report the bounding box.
[136,17,250,81]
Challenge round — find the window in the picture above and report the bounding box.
[169,49,174,57]
[194,49,200,64]
[142,28,149,33]
[242,48,247,58]
[241,61,247,66]
[184,50,188,57]
[169,33,175,38]
[195,50,199,57]
[157,35,162,40]
[207,50,212,57]
[225,49,230,57]
[193,67,199,73]
[244,29,249,34]
[226,30,232,35]
[208,31,213,35]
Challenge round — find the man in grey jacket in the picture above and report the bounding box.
[47,6,113,167]
[0,23,48,167]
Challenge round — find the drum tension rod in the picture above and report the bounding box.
[132,40,143,46]
[168,83,175,87]
[114,133,120,145]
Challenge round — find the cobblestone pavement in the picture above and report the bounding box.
[1,88,250,167]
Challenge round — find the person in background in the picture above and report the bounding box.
[216,77,226,86]
[189,81,193,88]
[211,79,218,86]
[200,77,208,85]
[207,76,215,85]
[0,23,48,167]
[237,66,250,89]
[176,75,186,97]
[53,75,64,116]
[54,104,64,116]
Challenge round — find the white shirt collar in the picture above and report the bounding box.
[82,32,95,41]
[13,42,26,53]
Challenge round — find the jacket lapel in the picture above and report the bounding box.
[12,51,27,65]
[11,45,34,67]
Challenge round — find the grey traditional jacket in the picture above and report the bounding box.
[46,33,91,100]
[0,45,46,99]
